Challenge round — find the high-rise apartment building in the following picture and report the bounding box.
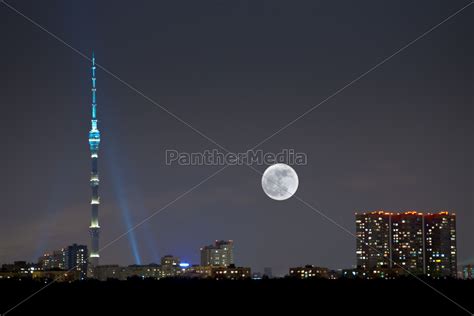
[355,211,457,277]
[355,211,391,269]
[65,244,88,280]
[200,240,234,267]
[424,212,456,277]
[38,250,66,271]
[391,212,424,274]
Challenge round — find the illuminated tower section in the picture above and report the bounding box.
[88,53,101,269]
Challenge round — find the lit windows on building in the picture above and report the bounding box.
[355,211,391,270]
[424,212,457,278]
[289,265,330,279]
[355,211,457,278]
[64,244,88,280]
[160,255,181,278]
[391,212,424,274]
[38,249,66,271]
[211,265,250,280]
[200,240,234,267]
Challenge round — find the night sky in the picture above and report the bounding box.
[1,0,472,276]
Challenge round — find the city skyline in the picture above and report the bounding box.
[1,0,472,279]
[1,210,463,279]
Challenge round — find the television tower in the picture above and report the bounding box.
[88,52,101,271]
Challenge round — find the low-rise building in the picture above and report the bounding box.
[211,265,251,280]
[289,265,330,279]
[32,270,81,282]
[180,265,213,279]
[94,265,124,281]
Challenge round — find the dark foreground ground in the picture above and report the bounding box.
[1,278,473,315]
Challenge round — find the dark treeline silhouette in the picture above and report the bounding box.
[1,278,473,315]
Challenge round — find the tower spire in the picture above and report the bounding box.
[88,52,101,276]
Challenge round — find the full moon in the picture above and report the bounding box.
[261,163,299,201]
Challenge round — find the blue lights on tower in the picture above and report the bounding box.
[89,52,101,270]
[89,53,101,153]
